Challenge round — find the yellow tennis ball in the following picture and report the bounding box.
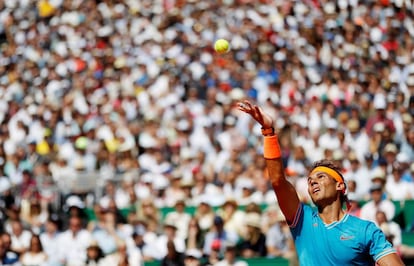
[214,39,230,54]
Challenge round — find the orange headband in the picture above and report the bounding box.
[310,166,344,184]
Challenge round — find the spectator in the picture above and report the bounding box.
[360,184,396,223]
[61,195,88,229]
[263,205,296,262]
[370,167,388,191]
[216,199,245,238]
[0,232,19,264]
[164,199,192,240]
[127,222,151,262]
[9,219,32,255]
[84,240,105,266]
[214,243,248,266]
[99,240,142,266]
[343,152,371,200]
[160,240,185,266]
[381,223,414,261]
[239,212,267,258]
[19,234,48,266]
[366,96,396,138]
[202,216,238,258]
[376,211,402,247]
[347,193,362,218]
[90,209,121,256]
[401,127,414,162]
[386,163,414,201]
[193,198,215,234]
[20,199,48,235]
[135,198,161,233]
[184,249,202,266]
[0,236,19,265]
[185,217,205,252]
[40,215,61,266]
[345,119,369,162]
[146,222,186,261]
[57,216,92,266]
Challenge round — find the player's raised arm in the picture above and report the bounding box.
[237,100,300,224]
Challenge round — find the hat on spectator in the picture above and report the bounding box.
[0,177,11,194]
[402,113,413,124]
[223,198,238,208]
[265,204,286,222]
[87,239,100,249]
[238,178,255,191]
[180,178,194,188]
[369,183,383,193]
[245,212,262,229]
[348,151,359,162]
[373,95,386,109]
[333,150,345,161]
[65,195,85,209]
[185,249,202,259]
[164,221,178,230]
[152,174,169,190]
[370,168,386,181]
[384,143,398,154]
[326,119,338,129]
[224,241,238,252]
[347,119,360,133]
[174,198,186,207]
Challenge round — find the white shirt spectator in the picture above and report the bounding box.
[360,187,396,223]
[9,221,32,254]
[40,231,61,265]
[147,234,185,260]
[386,173,414,201]
[57,217,92,266]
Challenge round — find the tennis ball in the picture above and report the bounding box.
[214,39,230,54]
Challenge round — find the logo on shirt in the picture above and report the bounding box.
[340,235,355,241]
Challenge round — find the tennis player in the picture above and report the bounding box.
[237,100,404,265]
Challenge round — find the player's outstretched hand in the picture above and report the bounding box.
[236,100,273,129]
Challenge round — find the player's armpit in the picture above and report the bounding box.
[376,253,405,266]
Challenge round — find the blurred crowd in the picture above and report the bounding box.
[0,0,414,265]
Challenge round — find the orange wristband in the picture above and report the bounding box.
[263,135,281,159]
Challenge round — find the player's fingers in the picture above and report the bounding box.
[254,106,265,124]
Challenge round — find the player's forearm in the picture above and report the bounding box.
[265,157,286,187]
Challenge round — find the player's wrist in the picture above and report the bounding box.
[261,126,275,136]
[263,134,281,159]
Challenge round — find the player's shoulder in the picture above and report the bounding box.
[344,213,377,228]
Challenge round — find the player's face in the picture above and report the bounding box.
[307,171,341,205]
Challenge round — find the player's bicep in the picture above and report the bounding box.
[272,179,300,224]
[376,253,404,266]
[265,158,300,223]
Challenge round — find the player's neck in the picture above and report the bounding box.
[318,202,346,225]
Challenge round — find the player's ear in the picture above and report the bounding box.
[336,182,346,192]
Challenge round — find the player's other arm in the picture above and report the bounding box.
[237,100,300,224]
[377,253,405,266]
